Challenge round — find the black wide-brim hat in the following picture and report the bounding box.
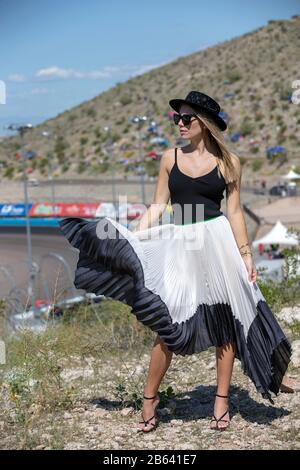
[169,90,227,131]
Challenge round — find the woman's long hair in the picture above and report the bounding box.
[193,110,239,186]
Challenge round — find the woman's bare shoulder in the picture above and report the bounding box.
[162,147,176,158]
[160,147,176,174]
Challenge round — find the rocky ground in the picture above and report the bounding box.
[0,309,299,450]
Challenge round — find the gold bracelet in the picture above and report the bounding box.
[239,242,250,249]
[241,251,252,257]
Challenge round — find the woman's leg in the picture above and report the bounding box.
[210,341,236,429]
[137,334,173,430]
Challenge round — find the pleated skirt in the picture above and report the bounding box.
[59,214,292,403]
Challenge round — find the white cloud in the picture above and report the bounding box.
[35,66,105,79]
[34,62,167,81]
[30,87,50,94]
[8,74,26,82]
[5,60,170,93]
[35,65,114,79]
[7,88,50,99]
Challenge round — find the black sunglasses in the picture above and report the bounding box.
[173,113,198,126]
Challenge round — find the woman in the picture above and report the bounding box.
[59,91,294,433]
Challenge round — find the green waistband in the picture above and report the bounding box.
[174,215,223,226]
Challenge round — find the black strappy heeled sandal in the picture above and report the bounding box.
[210,393,230,431]
[137,394,160,433]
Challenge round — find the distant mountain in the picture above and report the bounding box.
[1,15,299,181]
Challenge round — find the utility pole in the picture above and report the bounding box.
[103,126,118,221]
[131,115,148,205]
[42,131,56,211]
[6,123,39,317]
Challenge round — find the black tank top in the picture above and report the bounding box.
[168,147,227,224]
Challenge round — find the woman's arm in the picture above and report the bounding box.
[133,149,172,232]
[226,153,257,282]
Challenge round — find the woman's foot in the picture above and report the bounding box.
[280,375,300,393]
[210,394,230,430]
[137,394,160,432]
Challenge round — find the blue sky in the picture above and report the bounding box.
[0,0,299,136]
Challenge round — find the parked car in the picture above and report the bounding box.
[269,184,287,196]
[28,178,39,187]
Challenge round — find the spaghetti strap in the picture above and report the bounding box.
[175,147,177,166]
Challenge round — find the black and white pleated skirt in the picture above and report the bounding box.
[59,214,292,403]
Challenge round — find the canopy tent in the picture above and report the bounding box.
[147,151,159,159]
[281,169,300,180]
[230,133,244,142]
[149,137,169,145]
[252,220,299,248]
[218,111,229,122]
[266,146,286,155]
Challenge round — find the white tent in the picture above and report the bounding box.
[252,220,299,248]
[282,169,300,180]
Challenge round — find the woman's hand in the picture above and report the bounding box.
[242,254,257,282]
